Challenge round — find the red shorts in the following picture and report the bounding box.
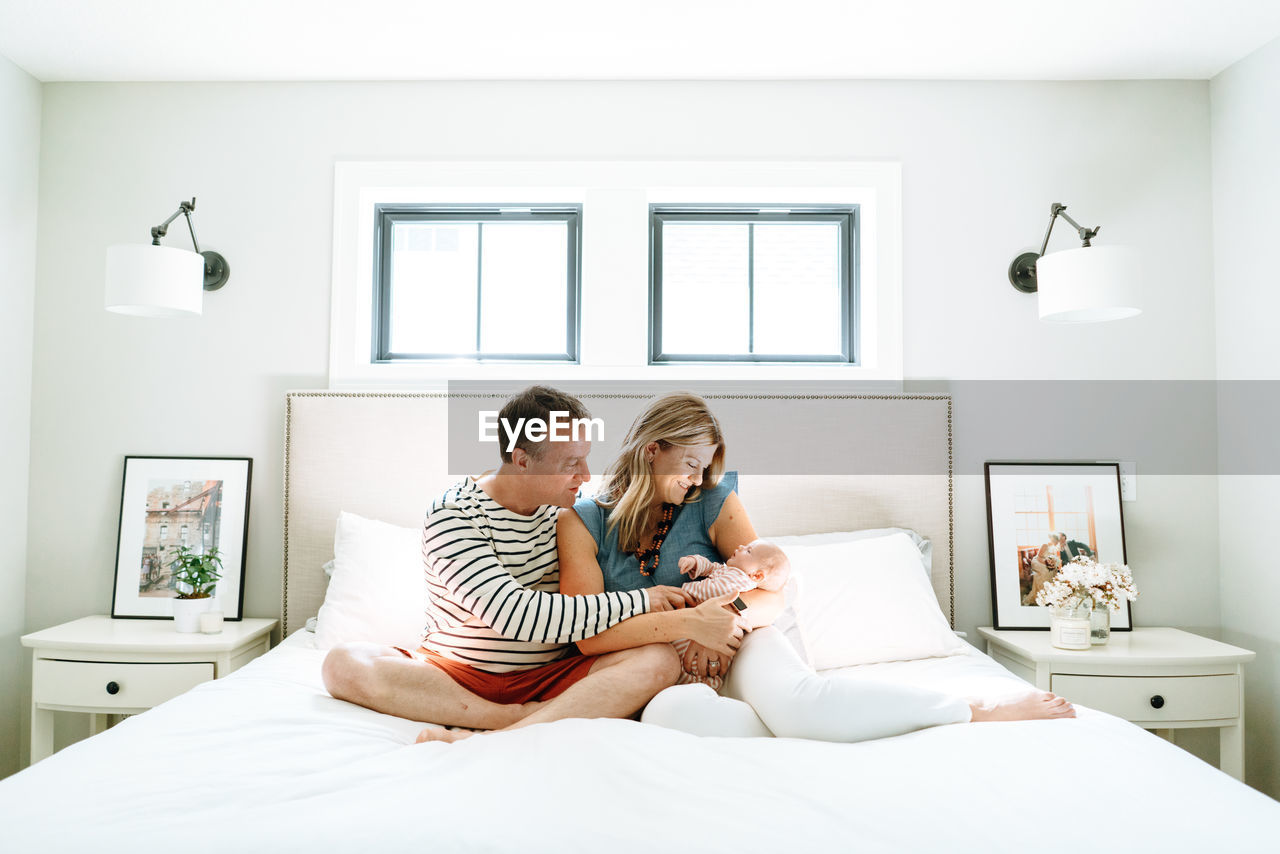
[392,646,599,705]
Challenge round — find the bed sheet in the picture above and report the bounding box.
[3,631,1278,853]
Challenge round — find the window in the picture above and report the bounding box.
[650,206,857,363]
[372,205,581,362]
[331,161,902,385]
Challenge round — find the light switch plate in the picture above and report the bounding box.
[1118,461,1136,501]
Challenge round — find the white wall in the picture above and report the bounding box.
[1212,35,1280,799]
[24,79,1220,763]
[0,52,40,780]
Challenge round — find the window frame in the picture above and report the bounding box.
[371,204,582,363]
[648,205,859,364]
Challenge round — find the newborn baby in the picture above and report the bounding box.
[672,539,791,690]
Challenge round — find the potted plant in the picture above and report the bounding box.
[168,545,223,633]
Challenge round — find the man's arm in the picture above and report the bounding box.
[425,504,650,644]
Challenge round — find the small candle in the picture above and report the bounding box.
[1051,612,1091,650]
[199,610,224,634]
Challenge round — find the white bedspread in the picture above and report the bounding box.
[4,632,1278,853]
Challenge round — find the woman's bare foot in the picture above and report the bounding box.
[415,726,477,744]
[969,692,1076,722]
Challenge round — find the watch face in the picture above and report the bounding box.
[732,596,749,613]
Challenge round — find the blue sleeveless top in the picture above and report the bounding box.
[572,471,738,593]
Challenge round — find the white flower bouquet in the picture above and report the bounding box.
[1035,556,1139,611]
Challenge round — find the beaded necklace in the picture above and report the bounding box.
[635,503,679,577]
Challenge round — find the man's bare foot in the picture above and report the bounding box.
[415,726,477,745]
[510,700,548,725]
[969,692,1076,722]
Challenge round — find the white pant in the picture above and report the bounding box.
[641,627,972,741]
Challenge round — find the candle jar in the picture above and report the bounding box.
[1090,604,1111,645]
[1050,605,1091,650]
[199,610,224,634]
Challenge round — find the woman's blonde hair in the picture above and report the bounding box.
[595,392,725,553]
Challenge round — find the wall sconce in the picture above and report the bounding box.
[105,198,230,316]
[1008,202,1141,323]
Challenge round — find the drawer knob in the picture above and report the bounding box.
[106,681,120,695]
[1150,694,1165,709]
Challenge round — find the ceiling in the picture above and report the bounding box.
[2,0,1278,83]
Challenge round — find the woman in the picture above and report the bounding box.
[558,392,1075,740]
[1024,537,1061,606]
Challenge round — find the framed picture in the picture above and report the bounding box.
[111,456,252,620]
[984,461,1132,631]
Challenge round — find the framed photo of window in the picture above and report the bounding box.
[110,456,252,620]
[984,461,1131,631]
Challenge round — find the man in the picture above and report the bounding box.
[1056,531,1096,563]
[322,385,743,743]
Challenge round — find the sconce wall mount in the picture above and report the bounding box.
[1008,202,1097,293]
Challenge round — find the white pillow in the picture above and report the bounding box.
[769,527,932,578]
[764,528,932,666]
[314,512,426,651]
[789,532,967,670]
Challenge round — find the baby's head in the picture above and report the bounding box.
[726,539,790,591]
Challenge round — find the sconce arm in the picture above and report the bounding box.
[1037,202,1100,255]
[149,198,200,251]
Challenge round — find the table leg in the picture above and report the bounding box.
[30,704,54,765]
[88,713,109,736]
[1220,724,1245,780]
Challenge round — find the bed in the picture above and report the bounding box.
[3,391,1278,852]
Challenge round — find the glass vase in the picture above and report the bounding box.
[1050,605,1091,650]
[1090,603,1111,645]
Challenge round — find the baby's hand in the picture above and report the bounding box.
[678,555,699,578]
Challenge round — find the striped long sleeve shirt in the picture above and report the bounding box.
[420,478,651,673]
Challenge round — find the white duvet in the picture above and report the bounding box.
[4,631,1278,853]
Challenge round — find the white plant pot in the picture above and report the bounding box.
[172,597,212,633]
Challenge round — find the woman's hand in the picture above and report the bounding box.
[681,591,746,658]
[681,640,737,679]
[647,585,697,611]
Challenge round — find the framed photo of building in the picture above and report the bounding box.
[984,461,1131,631]
[111,456,252,620]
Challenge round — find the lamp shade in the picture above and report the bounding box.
[1035,245,1142,323]
[105,244,204,317]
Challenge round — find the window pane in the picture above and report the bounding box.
[661,223,749,355]
[479,222,569,355]
[389,223,479,354]
[753,222,842,355]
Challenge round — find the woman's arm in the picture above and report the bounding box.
[557,509,741,656]
[708,491,785,628]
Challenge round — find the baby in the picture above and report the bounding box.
[672,539,791,690]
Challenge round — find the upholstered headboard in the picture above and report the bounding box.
[282,392,954,635]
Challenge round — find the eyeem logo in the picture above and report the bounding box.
[479,411,605,452]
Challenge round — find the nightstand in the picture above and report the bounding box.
[977,627,1255,780]
[22,615,277,765]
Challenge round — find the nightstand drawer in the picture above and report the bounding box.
[33,660,214,710]
[1051,673,1238,722]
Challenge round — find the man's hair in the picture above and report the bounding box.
[497,385,592,464]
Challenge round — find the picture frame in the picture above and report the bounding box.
[984,461,1132,631]
[111,456,252,620]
